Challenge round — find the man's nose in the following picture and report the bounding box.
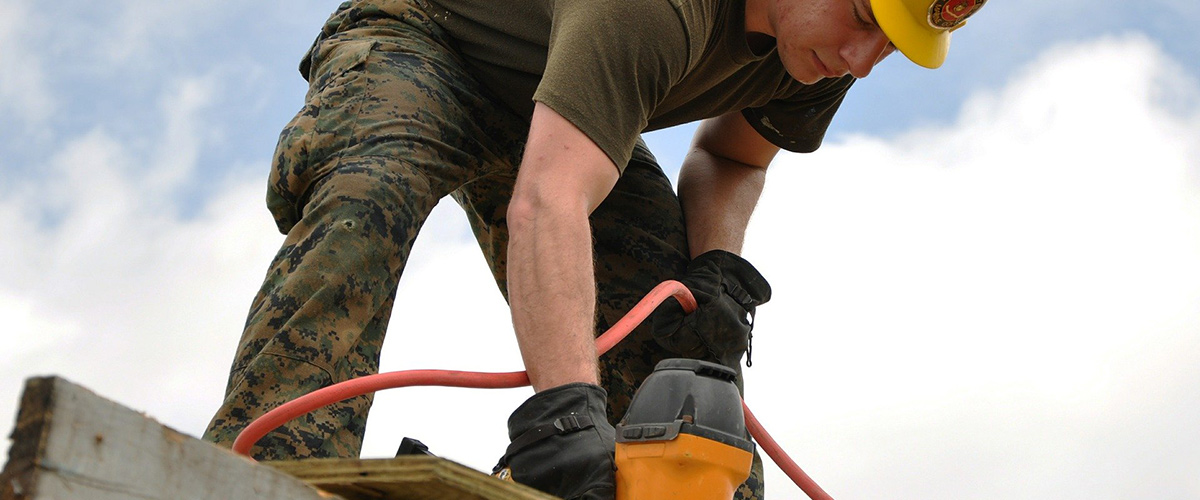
[844,31,894,79]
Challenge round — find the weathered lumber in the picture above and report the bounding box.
[0,376,337,500]
[269,456,560,500]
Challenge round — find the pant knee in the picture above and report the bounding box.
[274,156,438,237]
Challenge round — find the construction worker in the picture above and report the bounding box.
[203,0,987,498]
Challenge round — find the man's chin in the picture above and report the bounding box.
[782,61,824,85]
[789,70,824,85]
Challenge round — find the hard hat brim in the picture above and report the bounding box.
[870,0,951,69]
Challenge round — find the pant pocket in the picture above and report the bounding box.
[269,39,377,232]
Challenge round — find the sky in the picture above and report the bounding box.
[2,1,1199,499]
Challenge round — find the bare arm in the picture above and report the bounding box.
[507,102,619,391]
[679,111,780,257]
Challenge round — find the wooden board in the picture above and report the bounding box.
[0,376,338,500]
[268,456,559,500]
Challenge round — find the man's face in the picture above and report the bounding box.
[770,0,897,84]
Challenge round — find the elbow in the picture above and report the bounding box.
[506,189,539,237]
[506,183,571,237]
[507,173,604,238]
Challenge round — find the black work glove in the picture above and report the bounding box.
[651,249,772,370]
[494,383,615,500]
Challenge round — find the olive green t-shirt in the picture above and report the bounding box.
[422,0,854,170]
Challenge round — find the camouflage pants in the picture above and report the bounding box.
[203,0,763,497]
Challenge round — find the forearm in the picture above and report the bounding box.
[678,148,767,257]
[507,102,619,391]
[507,197,600,390]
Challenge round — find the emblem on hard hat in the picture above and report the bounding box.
[928,0,986,30]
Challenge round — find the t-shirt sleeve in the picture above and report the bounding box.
[741,75,856,153]
[533,0,691,172]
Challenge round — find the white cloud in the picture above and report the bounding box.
[0,75,282,435]
[744,34,1200,498]
[0,293,80,367]
[148,77,218,192]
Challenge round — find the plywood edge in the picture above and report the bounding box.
[269,456,559,500]
[0,376,340,500]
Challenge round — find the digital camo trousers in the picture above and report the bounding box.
[201,1,764,497]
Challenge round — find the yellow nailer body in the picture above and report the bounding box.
[614,359,755,500]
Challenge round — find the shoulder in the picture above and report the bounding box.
[548,0,693,67]
[550,0,721,70]
[550,0,687,32]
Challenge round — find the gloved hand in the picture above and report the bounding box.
[651,249,772,369]
[493,383,616,500]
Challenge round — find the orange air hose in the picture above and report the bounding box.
[233,280,834,500]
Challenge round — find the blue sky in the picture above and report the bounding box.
[3,1,1199,498]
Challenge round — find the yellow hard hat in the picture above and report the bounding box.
[870,0,988,69]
